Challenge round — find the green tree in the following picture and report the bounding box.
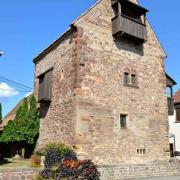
[0,103,2,124]
[0,95,40,145]
[0,120,16,142]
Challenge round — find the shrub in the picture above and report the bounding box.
[35,143,76,157]
[77,160,100,180]
[44,149,62,169]
[43,143,76,169]
[30,154,41,166]
[34,148,46,157]
[45,143,75,157]
[39,143,100,180]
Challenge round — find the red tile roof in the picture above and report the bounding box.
[174,90,180,104]
[0,93,33,130]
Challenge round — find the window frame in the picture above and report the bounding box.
[124,72,130,85]
[123,71,138,87]
[120,114,127,129]
[131,74,137,86]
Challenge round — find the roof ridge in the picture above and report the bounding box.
[33,1,103,63]
[33,0,167,63]
[72,0,103,24]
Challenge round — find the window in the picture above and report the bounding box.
[120,114,127,128]
[124,72,137,86]
[124,72,130,85]
[176,108,180,122]
[131,74,136,86]
[143,149,146,154]
[137,149,146,155]
[38,69,53,102]
[61,69,64,81]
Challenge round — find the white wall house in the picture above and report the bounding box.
[169,90,180,158]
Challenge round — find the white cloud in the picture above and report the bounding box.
[25,92,33,97]
[0,82,19,97]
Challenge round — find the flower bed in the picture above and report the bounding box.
[35,143,100,180]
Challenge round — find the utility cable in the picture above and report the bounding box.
[0,88,32,93]
[0,76,33,91]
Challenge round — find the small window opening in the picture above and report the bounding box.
[121,6,142,23]
[137,148,146,155]
[61,69,64,80]
[140,149,142,154]
[143,149,146,154]
[120,114,127,128]
[137,149,139,154]
[131,74,136,86]
[124,72,130,85]
[113,4,118,17]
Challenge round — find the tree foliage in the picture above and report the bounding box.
[0,95,40,144]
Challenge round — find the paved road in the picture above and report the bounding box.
[130,176,180,180]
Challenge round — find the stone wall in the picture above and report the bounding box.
[1,162,180,180]
[0,168,38,180]
[98,162,180,180]
[34,30,78,148]
[73,0,169,164]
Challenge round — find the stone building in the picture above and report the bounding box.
[34,0,173,165]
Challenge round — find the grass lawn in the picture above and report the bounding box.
[0,158,41,169]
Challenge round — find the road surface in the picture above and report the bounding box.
[130,176,180,180]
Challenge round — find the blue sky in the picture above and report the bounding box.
[0,0,179,117]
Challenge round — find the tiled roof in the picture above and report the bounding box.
[0,93,33,130]
[174,90,180,104]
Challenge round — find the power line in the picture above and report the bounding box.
[0,76,33,90]
[0,88,32,93]
[0,76,33,91]
[0,79,29,91]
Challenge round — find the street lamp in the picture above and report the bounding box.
[0,51,3,56]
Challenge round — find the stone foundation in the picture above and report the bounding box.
[1,162,180,180]
[0,168,38,180]
[98,162,180,180]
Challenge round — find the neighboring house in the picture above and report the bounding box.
[169,90,180,158]
[166,74,177,116]
[34,0,175,164]
[0,93,34,131]
[0,98,25,131]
